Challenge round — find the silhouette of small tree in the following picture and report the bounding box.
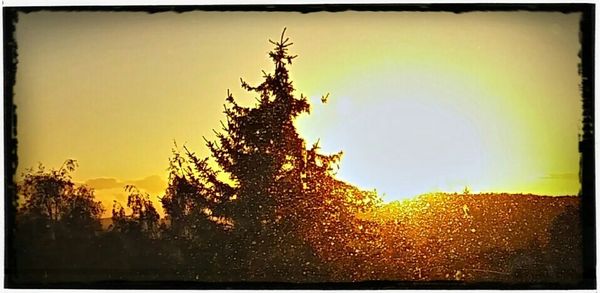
[18,159,104,236]
[14,159,104,283]
[161,147,232,241]
[111,185,160,238]
[160,146,234,280]
[100,185,165,280]
[546,205,583,282]
[463,186,471,195]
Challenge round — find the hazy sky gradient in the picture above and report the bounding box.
[14,11,582,213]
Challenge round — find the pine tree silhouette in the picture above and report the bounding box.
[204,28,324,280]
[160,28,384,281]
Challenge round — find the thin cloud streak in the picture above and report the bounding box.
[85,175,167,194]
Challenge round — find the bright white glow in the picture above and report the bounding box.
[296,68,490,201]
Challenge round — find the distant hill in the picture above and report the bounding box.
[367,193,578,247]
[357,193,582,283]
[97,193,582,283]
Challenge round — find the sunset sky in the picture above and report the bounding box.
[13,11,582,215]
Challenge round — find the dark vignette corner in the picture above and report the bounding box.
[578,3,596,290]
[4,7,19,289]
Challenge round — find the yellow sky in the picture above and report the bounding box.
[13,11,582,215]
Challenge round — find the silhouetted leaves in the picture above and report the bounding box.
[14,160,104,283]
[9,30,585,286]
[111,185,160,238]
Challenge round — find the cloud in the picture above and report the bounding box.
[85,177,122,190]
[85,175,167,194]
[540,173,578,180]
[84,175,168,217]
[128,175,167,194]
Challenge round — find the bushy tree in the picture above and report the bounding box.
[159,147,234,280]
[206,29,318,280]
[17,159,103,237]
[160,29,382,281]
[111,185,160,238]
[160,29,317,280]
[161,146,233,241]
[299,143,383,281]
[96,185,166,281]
[14,159,104,283]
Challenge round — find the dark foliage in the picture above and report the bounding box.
[157,29,370,282]
[13,160,104,283]
[8,30,585,287]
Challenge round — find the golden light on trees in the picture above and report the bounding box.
[8,9,588,287]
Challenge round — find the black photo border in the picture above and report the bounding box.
[3,3,595,289]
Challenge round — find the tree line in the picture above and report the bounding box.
[8,30,583,286]
[10,29,381,284]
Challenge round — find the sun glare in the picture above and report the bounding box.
[8,9,588,286]
[296,67,490,201]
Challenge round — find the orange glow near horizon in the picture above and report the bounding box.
[13,11,582,215]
